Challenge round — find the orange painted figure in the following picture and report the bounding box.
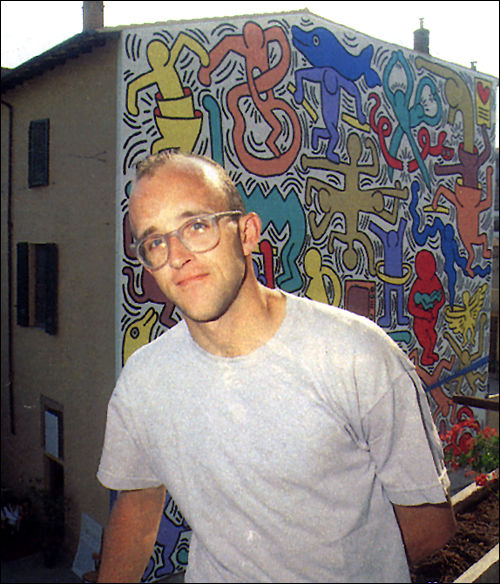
[409,350,456,424]
[432,166,492,276]
[408,250,445,366]
[199,22,301,176]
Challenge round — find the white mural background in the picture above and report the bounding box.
[115,12,496,580]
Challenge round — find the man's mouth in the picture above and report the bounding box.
[175,273,209,287]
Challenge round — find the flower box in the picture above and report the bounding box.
[452,473,499,584]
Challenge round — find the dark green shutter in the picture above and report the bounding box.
[43,244,58,335]
[28,119,49,187]
[16,242,29,326]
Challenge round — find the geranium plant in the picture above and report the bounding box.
[440,416,499,486]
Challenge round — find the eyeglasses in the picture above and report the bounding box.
[131,211,243,271]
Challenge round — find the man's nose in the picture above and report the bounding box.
[167,234,192,268]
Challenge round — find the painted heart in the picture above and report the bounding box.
[477,81,490,104]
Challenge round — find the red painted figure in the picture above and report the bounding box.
[408,250,445,366]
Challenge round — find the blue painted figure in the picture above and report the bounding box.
[369,218,410,327]
[292,26,380,162]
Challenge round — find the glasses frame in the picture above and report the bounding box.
[131,211,243,271]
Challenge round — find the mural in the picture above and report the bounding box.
[116,11,496,580]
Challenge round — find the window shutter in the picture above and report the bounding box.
[16,242,29,326]
[28,119,49,187]
[42,244,58,335]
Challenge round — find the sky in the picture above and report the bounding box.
[1,1,499,75]
[1,1,499,139]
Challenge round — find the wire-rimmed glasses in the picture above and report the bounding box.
[131,211,243,271]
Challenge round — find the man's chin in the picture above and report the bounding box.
[180,302,232,325]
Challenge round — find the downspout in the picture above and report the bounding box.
[2,98,15,434]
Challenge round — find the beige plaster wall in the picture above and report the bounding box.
[1,38,119,549]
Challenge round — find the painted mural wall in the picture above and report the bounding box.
[115,11,496,580]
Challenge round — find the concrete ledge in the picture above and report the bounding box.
[452,474,499,583]
[454,543,499,583]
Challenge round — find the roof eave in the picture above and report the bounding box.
[1,30,121,92]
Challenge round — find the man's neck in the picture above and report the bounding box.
[184,283,286,358]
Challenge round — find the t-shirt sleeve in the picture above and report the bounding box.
[97,378,163,491]
[362,365,450,506]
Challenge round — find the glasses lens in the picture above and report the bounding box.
[135,213,233,270]
[181,216,218,252]
[138,236,168,269]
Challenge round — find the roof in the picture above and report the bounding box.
[1,10,313,93]
[1,29,120,92]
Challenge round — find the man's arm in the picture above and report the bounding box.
[393,500,456,565]
[97,485,166,583]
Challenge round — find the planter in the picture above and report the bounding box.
[451,477,499,583]
[411,476,498,583]
[454,543,498,583]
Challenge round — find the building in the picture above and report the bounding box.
[1,11,120,557]
[2,2,497,577]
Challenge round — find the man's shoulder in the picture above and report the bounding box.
[123,318,188,372]
[286,293,380,334]
[285,293,406,359]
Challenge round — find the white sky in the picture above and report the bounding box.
[1,1,499,75]
[2,1,499,142]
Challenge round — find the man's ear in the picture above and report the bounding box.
[239,212,262,256]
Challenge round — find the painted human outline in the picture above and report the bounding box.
[409,350,456,424]
[198,21,301,176]
[253,240,276,289]
[444,284,488,348]
[122,212,178,328]
[239,182,306,293]
[303,134,408,275]
[126,35,209,153]
[202,92,305,292]
[444,312,489,396]
[368,218,410,327]
[292,25,380,163]
[415,57,475,153]
[407,250,445,367]
[122,308,158,366]
[382,50,442,188]
[304,248,342,306]
[409,180,490,305]
[434,124,490,189]
[432,165,492,277]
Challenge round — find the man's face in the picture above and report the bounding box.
[129,163,247,324]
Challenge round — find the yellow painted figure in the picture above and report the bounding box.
[126,37,209,153]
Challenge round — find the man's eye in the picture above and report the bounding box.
[147,237,164,250]
[190,220,210,232]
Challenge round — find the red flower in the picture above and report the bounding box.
[475,473,488,486]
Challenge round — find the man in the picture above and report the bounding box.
[97,151,455,583]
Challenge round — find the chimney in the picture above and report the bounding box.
[414,18,430,54]
[83,1,104,31]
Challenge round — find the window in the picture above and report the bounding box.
[16,242,58,334]
[43,408,64,461]
[41,396,64,500]
[28,118,49,187]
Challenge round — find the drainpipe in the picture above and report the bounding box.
[1,98,15,434]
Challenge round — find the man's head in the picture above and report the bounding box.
[133,150,246,219]
[129,151,260,324]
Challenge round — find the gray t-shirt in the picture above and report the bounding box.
[98,293,449,583]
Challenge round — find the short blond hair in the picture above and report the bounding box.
[134,151,246,213]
